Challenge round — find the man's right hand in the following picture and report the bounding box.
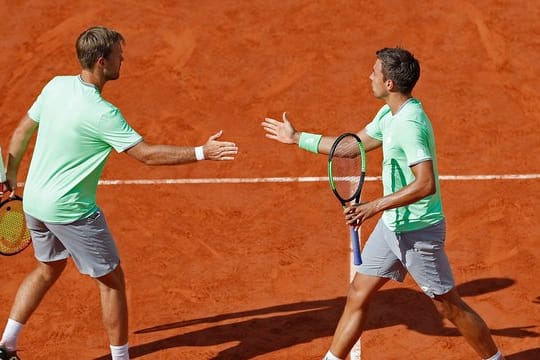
[261,112,299,144]
[202,130,238,161]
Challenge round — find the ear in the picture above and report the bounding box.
[385,79,394,91]
[97,57,106,66]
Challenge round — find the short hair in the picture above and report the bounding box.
[375,47,420,94]
[76,26,125,69]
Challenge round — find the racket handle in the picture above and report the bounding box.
[350,226,362,265]
[0,147,6,183]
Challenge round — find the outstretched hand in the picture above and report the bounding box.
[203,130,238,161]
[261,112,298,144]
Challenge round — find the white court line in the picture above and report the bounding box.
[97,173,540,185]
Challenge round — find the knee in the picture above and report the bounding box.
[37,260,67,284]
[432,294,466,322]
[432,299,454,320]
[96,265,126,291]
[345,274,386,309]
[346,281,369,307]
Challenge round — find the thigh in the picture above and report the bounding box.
[46,209,120,278]
[398,220,455,297]
[25,213,69,262]
[356,219,406,282]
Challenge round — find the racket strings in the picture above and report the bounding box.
[331,137,363,202]
[0,200,31,254]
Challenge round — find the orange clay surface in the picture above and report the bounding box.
[1,1,539,359]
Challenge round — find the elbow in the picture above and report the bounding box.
[140,157,153,165]
[413,180,436,200]
[127,142,160,165]
[129,151,152,165]
[140,154,160,165]
[129,151,160,166]
[421,181,436,198]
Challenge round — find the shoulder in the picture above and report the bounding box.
[369,104,392,126]
[399,99,430,125]
[39,75,81,94]
[96,99,127,128]
[46,75,78,86]
[375,104,392,119]
[98,99,122,118]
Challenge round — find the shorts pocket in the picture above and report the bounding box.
[413,239,443,254]
[85,210,101,224]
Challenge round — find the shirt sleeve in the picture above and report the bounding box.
[27,79,54,122]
[365,105,390,141]
[97,107,143,152]
[396,117,433,166]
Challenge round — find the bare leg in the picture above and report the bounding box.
[329,273,389,359]
[433,288,500,359]
[96,265,128,346]
[9,260,67,323]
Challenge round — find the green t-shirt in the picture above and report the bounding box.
[365,98,444,232]
[24,75,142,223]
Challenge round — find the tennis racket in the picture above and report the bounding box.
[0,147,31,255]
[328,133,366,265]
[0,195,32,256]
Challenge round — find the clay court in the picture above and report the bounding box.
[1,1,539,359]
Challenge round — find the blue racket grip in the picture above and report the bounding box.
[350,226,362,265]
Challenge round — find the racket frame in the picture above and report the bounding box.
[0,195,32,256]
[328,133,367,265]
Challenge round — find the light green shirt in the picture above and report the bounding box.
[24,75,142,223]
[365,98,444,232]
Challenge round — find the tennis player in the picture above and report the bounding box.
[262,47,504,360]
[0,26,238,360]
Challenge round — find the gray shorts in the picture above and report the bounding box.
[357,219,455,297]
[25,209,120,278]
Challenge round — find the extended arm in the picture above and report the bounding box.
[125,130,238,165]
[261,112,381,155]
[345,160,436,226]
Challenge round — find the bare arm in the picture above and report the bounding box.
[261,112,381,155]
[4,114,38,194]
[345,160,436,226]
[125,130,238,165]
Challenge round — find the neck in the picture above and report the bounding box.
[386,93,413,115]
[80,69,106,92]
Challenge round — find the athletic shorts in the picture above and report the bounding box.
[357,219,455,297]
[25,209,120,278]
